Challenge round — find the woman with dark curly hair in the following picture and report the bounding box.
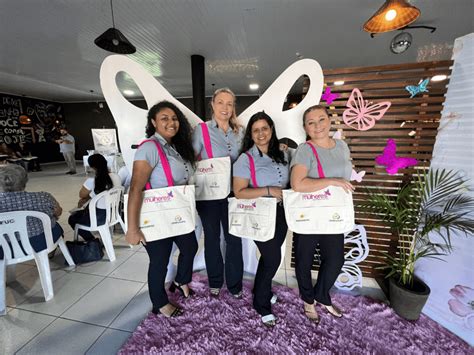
[126,101,198,318]
[233,111,289,327]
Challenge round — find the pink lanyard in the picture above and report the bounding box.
[245,152,259,187]
[201,123,214,159]
[305,142,326,178]
[138,139,174,190]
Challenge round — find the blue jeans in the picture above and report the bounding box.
[0,223,64,260]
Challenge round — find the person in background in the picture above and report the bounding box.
[126,101,198,318]
[12,142,41,172]
[0,165,64,260]
[290,105,354,323]
[232,111,290,327]
[192,88,244,298]
[55,127,76,174]
[68,154,121,241]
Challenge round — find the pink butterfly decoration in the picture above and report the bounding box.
[324,189,331,197]
[351,170,366,182]
[343,88,391,131]
[375,139,418,175]
[321,86,340,105]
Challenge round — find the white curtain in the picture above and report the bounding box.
[416,33,474,346]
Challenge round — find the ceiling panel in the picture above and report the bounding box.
[0,0,472,102]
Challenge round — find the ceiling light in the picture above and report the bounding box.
[364,0,420,34]
[334,81,345,86]
[249,83,259,90]
[431,74,447,82]
[94,0,136,54]
[123,90,134,96]
[385,9,397,21]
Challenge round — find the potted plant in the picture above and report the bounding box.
[364,169,474,320]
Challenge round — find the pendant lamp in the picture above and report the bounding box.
[363,0,420,34]
[94,0,136,54]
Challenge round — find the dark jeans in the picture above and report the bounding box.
[253,204,288,316]
[0,223,64,259]
[196,198,243,294]
[294,233,345,305]
[68,208,106,241]
[144,231,198,309]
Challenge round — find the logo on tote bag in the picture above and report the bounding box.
[172,214,186,225]
[143,191,174,204]
[302,189,331,201]
[197,163,214,174]
[237,201,257,210]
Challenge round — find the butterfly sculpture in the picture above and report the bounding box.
[100,55,324,169]
[405,78,429,98]
[342,88,391,131]
[320,86,340,105]
[375,139,418,175]
[332,129,366,182]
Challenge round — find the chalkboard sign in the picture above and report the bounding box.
[0,93,65,145]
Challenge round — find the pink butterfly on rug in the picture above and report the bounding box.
[321,86,340,105]
[343,88,391,131]
[375,139,418,175]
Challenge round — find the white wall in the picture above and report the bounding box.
[416,33,474,346]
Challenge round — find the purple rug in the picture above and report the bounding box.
[119,274,471,354]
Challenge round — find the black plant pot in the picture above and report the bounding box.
[389,276,431,321]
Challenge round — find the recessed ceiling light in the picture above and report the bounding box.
[334,81,345,86]
[123,90,135,95]
[249,83,259,90]
[431,74,447,82]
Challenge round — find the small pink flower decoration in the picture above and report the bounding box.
[343,88,391,131]
[448,285,474,330]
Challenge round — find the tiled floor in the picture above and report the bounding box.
[1,162,386,355]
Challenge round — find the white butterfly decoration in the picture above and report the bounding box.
[331,130,366,182]
[100,55,324,169]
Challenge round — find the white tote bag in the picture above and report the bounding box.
[194,123,231,201]
[283,186,354,234]
[125,139,196,242]
[283,142,354,235]
[228,152,277,242]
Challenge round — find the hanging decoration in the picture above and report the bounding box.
[375,139,418,175]
[321,86,340,105]
[342,88,391,131]
[405,78,429,98]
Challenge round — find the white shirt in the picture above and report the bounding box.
[83,173,121,209]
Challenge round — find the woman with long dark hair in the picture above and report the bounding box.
[233,111,289,327]
[291,105,354,323]
[68,154,121,241]
[192,88,245,298]
[126,101,198,318]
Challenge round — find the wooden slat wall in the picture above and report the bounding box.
[290,60,453,278]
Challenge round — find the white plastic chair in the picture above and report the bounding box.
[0,211,75,316]
[73,186,126,262]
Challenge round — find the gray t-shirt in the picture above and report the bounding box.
[290,140,352,180]
[133,133,194,189]
[233,145,290,188]
[192,118,244,163]
[59,134,75,153]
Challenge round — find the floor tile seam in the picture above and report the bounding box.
[11,312,59,354]
[101,284,146,332]
[12,267,73,308]
[83,326,109,355]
